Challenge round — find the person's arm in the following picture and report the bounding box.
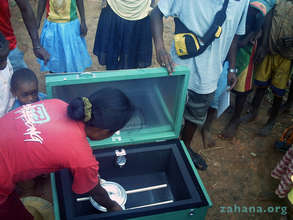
[89,182,122,212]
[36,0,47,30]
[76,0,87,36]
[101,0,107,8]
[15,0,50,64]
[227,35,239,90]
[254,9,273,64]
[150,6,174,74]
[151,0,155,8]
[70,160,120,212]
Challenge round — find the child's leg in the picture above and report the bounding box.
[221,93,248,138]
[242,54,272,123]
[182,120,197,149]
[272,147,293,179]
[241,87,266,123]
[201,107,216,148]
[274,168,293,199]
[258,57,292,136]
[181,91,214,170]
[258,95,282,136]
[282,79,293,113]
[182,91,214,148]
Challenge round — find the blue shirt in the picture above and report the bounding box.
[158,0,249,94]
[10,92,47,111]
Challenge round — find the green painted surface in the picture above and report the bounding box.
[132,207,209,220]
[46,66,188,86]
[50,173,61,220]
[45,66,190,149]
[48,66,211,220]
[180,140,213,208]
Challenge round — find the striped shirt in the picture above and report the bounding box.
[46,0,78,23]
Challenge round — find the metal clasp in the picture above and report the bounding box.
[115,149,127,168]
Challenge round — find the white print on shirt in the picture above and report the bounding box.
[15,104,50,144]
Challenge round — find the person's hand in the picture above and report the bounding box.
[254,45,268,64]
[33,46,50,65]
[101,0,107,8]
[250,30,262,45]
[156,47,174,75]
[107,201,122,212]
[227,71,237,90]
[80,22,87,37]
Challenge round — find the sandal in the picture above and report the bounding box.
[187,149,208,171]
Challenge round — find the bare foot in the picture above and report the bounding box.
[201,128,215,148]
[220,118,241,139]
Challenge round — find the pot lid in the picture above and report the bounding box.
[90,180,127,212]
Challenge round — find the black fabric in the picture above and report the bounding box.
[93,6,152,70]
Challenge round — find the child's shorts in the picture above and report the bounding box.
[254,54,292,96]
[233,44,256,94]
[184,90,214,126]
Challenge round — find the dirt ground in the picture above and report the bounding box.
[9,1,293,219]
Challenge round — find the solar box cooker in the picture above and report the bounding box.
[46,66,212,220]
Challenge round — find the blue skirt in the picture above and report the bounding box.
[38,19,92,73]
[93,6,152,70]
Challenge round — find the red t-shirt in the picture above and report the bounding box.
[0,0,17,50]
[0,99,99,204]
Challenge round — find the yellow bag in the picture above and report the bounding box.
[174,33,200,57]
[173,0,227,59]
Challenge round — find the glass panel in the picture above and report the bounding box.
[51,76,184,142]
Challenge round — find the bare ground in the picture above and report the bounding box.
[9,1,293,219]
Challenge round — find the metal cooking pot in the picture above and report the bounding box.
[89,179,127,212]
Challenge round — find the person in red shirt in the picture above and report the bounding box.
[0,0,50,70]
[0,87,134,219]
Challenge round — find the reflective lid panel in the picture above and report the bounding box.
[45,66,189,148]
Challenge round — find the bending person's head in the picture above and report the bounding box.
[67,88,134,140]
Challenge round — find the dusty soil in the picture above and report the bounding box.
[9,1,293,219]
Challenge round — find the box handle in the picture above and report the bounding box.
[78,72,96,78]
[189,209,196,216]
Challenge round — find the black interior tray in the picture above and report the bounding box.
[54,140,208,220]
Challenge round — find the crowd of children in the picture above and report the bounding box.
[1,0,293,219]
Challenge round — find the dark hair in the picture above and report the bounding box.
[67,88,134,132]
[0,32,9,55]
[10,68,38,92]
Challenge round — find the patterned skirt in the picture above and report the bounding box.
[271,146,293,198]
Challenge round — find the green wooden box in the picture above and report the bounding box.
[46,66,212,220]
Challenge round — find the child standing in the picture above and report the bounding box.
[0,32,14,117]
[93,0,154,70]
[9,68,47,111]
[37,0,92,73]
[241,0,293,136]
[221,0,276,139]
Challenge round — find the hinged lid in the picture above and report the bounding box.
[45,66,189,149]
